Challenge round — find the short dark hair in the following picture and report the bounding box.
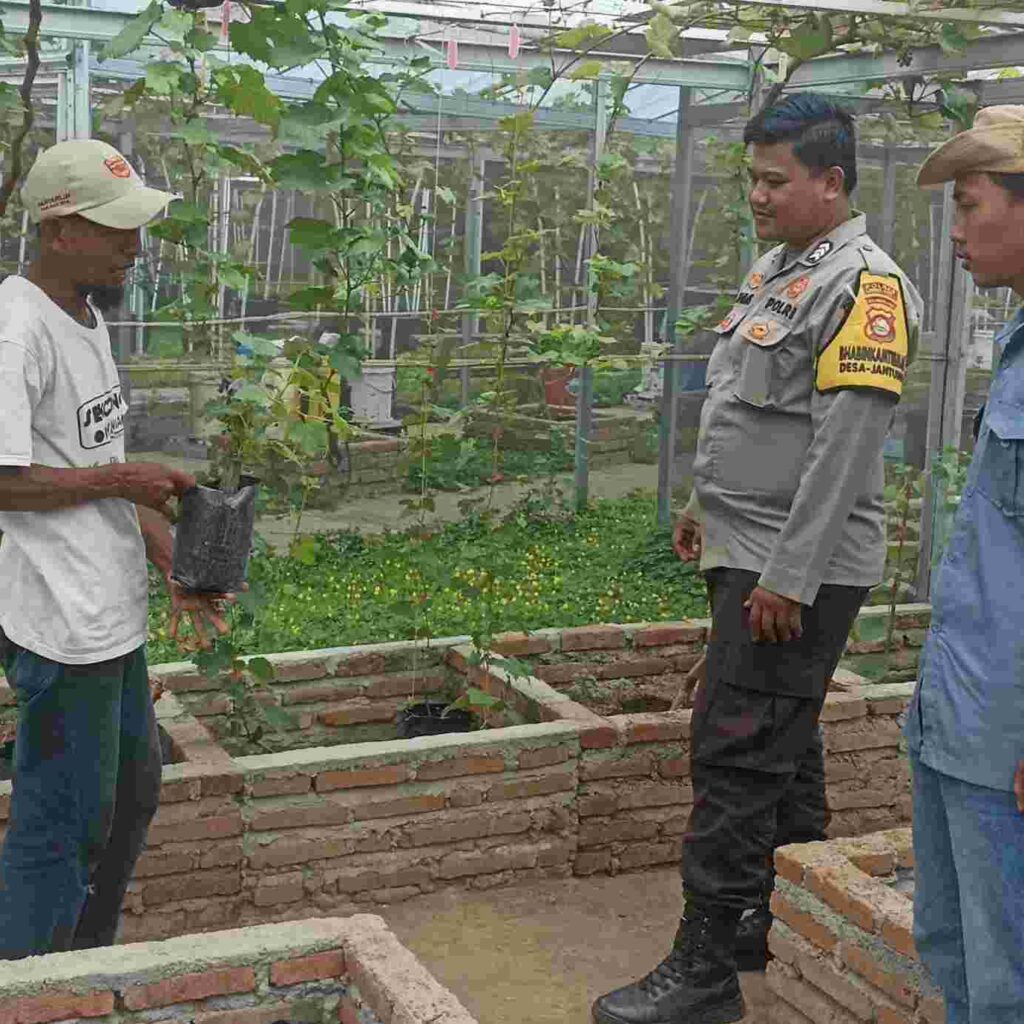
[989,172,1024,200]
[743,93,858,194]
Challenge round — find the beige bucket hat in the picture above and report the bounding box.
[917,105,1024,187]
[21,139,178,229]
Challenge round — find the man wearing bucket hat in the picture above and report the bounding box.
[0,139,236,959]
[905,106,1024,1022]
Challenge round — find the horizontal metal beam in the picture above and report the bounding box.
[0,0,751,89]
[737,0,1024,29]
[792,31,1024,87]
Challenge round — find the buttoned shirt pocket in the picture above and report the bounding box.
[975,401,1024,516]
[733,318,793,409]
[706,307,746,389]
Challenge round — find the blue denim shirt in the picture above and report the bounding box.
[904,306,1024,791]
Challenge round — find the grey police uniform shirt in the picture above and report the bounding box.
[682,213,923,607]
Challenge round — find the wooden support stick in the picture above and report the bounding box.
[670,650,706,711]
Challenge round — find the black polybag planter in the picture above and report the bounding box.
[395,701,473,739]
[172,476,259,593]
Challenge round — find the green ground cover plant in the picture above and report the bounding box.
[146,494,707,663]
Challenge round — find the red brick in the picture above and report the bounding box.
[770,892,839,953]
[579,793,619,816]
[198,839,244,869]
[918,994,946,1024]
[334,653,387,677]
[580,753,653,781]
[367,673,446,699]
[560,626,626,652]
[574,850,612,875]
[536,663,602,685]
[319,704,395,726]
[0,990,114,1023]
[488,771,575,801]
[248,837,352,870]
[142,867,241,906]
[806,865,878,932]
[248,801,350,831]
[446,647,471,673]
[838,942,917,1007]
[157,777,202,803]
[881,910,917,959]
[846,850,896,876]
[254,879,305,906]
[281,682,364,705]
[491,631,552,655]
[270,948,346,985]
[145,813,243,846]
[132,849,194,878]
[159,671,214,692]
[617,842,677,870]
[200,771,245,798]
[270,659,328,682]
[123,967,257,1010]
[615,713,690,745]
[634,624,705,647]
[594,656,676,680]
[658,758,689,778]
[250,773,314,798]
[415,756,506,780]
[353,793,446,821]
[579,818,659,847]
[518,746,573,769]
[316,765,410,791]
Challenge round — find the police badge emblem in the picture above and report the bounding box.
[804,240,833,265]
[785,276,810,301]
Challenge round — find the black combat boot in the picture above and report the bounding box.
[591,901,745,1024]
[733,901,772,972]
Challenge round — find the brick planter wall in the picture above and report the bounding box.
[0,608,923,947]
[0,914,476,1024]
[464,405,654,468]
[148,638,467,755]
[766,829,945,1024]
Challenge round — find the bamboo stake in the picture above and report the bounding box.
[670,650,706,711]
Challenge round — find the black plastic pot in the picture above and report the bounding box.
[395,701,473,739]
[0,738,13,781]
[172,476,259,593]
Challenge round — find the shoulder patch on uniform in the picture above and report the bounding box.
[803,240,834,265]
[816,271,909,397]
[784,275,811,301]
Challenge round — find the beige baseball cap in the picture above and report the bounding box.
[917,105,1024,187]
[21,138,178,229]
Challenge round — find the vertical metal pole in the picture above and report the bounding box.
[574,79,609,511]
[460,156,484,405]
[656,86,694,527]
[880,148,897,256]
[57,34,91,141]
[916,182,973,599]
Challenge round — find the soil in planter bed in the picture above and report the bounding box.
[563,674,692,717]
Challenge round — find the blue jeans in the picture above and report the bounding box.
[0,638,162,959]
[911,752,1024,1024]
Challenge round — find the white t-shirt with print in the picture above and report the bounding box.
[0,275,147,664]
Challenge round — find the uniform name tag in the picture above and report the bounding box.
[816,272,909,397]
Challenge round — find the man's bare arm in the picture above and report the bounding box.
[0,463,195,514]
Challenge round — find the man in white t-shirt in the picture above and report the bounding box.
[0,139,236,959]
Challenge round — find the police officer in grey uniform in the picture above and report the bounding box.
[593,94,922,1024]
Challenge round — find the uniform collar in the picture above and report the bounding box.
[778,212,868,272]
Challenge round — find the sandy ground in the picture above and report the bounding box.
[379,868,770,1024]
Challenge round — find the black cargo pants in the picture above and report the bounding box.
[681,567,869,911]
